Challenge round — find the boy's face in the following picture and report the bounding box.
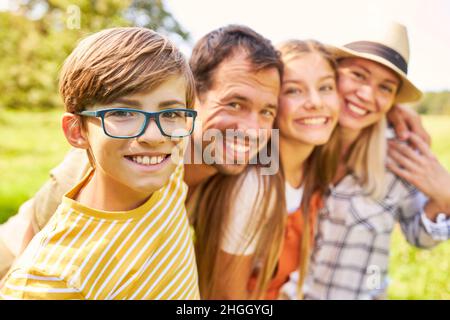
[82,75,187,196]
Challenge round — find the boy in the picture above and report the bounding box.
[0,27,199,300]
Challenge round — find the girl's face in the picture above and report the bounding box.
[337,57,400,131]
[277,53,340,146]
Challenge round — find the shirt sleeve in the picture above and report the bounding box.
[221,168,274,256]
[0,269,84,300]
[0,148,90,279]
[396,180,443,248]
[420,213,450,241]
[0,199,35,278]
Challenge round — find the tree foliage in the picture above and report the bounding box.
[0,0,189,110]
[411,91,450,115]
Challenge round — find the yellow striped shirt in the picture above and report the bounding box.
[0,164,199,300]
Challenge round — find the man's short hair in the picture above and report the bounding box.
[189,24,283,98]
[59,27,195,113]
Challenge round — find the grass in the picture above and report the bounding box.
[0,109,69,222]
[387,115,450,300]
[0,110,449,299]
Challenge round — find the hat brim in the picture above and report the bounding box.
[328,45,423,103]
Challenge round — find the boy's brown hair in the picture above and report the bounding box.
[59,27,195,113]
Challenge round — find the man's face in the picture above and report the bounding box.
[194,51,281,175]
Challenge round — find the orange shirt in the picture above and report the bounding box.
[249,192,322,299]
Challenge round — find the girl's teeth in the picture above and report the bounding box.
[131,155,165,166]
[300,117,327,125]
[348,103,368,116]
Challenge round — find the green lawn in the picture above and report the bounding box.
[0,110,449,299]
[0,110,70,222]
[387,115,450,300]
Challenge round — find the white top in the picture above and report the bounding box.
[221,168,265,255]
[285,182,304,214]
[221,171,304,255]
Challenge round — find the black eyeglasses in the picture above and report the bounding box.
[77,108,197,139]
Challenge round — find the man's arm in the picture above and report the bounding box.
[387,104,431,145]
[0,148,90,278]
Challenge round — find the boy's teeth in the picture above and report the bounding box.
[299,117,327,125]
[348,103,368,116]
[131,155,165,165]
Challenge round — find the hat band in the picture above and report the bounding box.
[344,41,408,74]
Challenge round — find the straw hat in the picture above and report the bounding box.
[331,21,422,103]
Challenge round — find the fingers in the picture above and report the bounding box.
[388,139,425,166]
[398,104,432,146]
[407,132,435,159]
[387,104,432,145]
[387,143,421,173]
[387,105,410,140]
[406,116,431,146]
[386,156,414,184]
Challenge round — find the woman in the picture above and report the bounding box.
[192,39,341,299]
[282,22,450,300]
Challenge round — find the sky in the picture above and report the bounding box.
[0,0,449,91]
[166,0,450,92]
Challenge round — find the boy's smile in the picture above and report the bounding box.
[125,153,171,168]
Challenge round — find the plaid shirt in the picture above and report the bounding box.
[286,170,450,300]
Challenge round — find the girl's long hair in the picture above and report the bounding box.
[276,40,340,299]
[191,137,286,299]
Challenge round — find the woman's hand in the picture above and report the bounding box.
[387,132,450,221]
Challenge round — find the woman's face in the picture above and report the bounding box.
[337,57,400,131]
[277,53,340,146]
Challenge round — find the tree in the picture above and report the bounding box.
[0,0,190,110]
[412,91,450,115]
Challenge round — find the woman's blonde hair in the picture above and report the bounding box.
[345,118,388,199]
[276,39,340,299]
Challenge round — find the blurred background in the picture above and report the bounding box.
[0,0,449,299]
